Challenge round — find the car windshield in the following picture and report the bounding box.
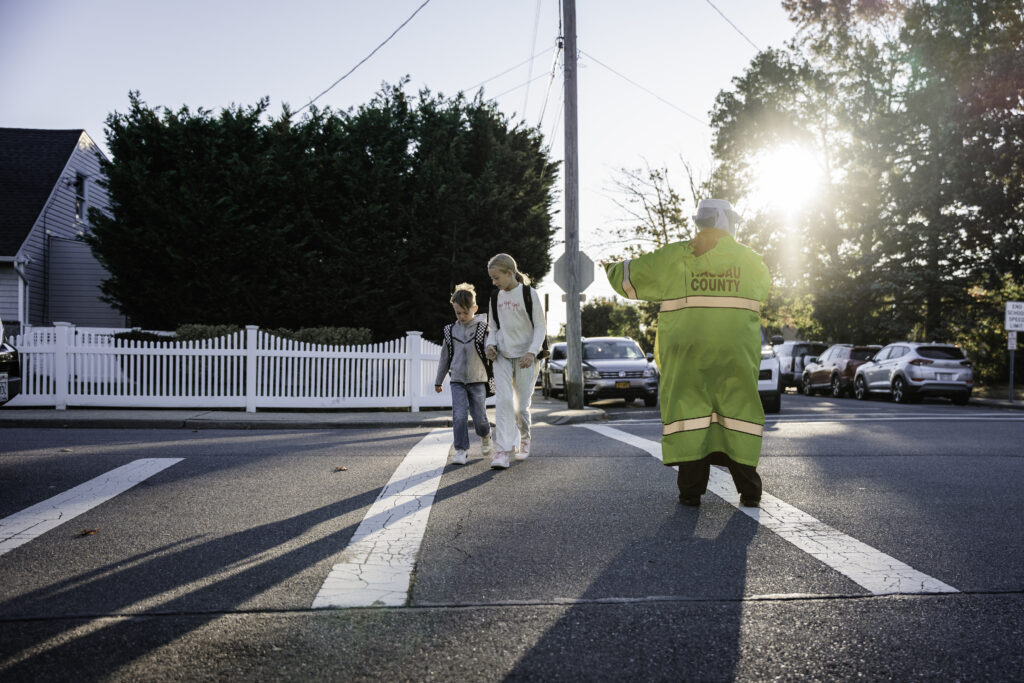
[582,341,644,360]
[551,345,566,361]
[851,349,874,361]
[917,346,966,360]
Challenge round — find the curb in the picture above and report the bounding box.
[0,407,608,430]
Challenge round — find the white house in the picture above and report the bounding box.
[0,127,126,334]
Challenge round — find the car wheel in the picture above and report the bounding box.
[542,374,551,398]
[644,394,658,407]
[830,374,843,398]
[952,392,970,406]
[855,376,869,400]
[801,374,814,396]
[763,392,781,414]
[892,376,911,403]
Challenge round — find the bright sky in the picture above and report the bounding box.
[0,0,796,335]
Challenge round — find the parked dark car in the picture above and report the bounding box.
[541,337,658,406]
[854,341,973,404]
[0,317,21,405]
[775,340,830,391]
[801,344,881,398]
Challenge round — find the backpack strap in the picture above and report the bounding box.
[522,285,534,326]
[490,288,501,329]
[442,323,454,361]
[473,321,489,363]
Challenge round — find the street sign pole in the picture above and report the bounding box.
[1010,331,1017,403]
[1005,302,1023,403]
[562,0,583,410]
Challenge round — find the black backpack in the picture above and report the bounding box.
[443,320,495,396]
[489,285,551,360]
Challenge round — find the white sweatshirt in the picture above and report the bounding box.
[486,284,546,359]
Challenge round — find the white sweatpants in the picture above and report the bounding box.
[492,354,540,453]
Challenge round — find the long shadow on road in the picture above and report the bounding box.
[0,464,501,681]
[506,501,758,681]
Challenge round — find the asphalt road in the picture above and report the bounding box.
[1,393,1022,681]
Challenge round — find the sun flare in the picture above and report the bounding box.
[748,144,823,216]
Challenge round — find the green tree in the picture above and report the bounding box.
[580,297,614,338]
[87,83,559,339]
[579,296,656,353]
[708,0,1024,374]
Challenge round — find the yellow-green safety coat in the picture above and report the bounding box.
[605,230,771,467]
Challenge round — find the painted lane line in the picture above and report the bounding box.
[0,458,184,557]
[312,428,452,609]
[583,424,958,596]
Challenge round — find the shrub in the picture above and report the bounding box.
[263,327,373,347]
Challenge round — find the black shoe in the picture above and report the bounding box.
[739,497,760,508]
[679,495,701,507]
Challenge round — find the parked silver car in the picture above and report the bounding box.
[853,342,973,404]
[541,337,658,406]
[540,342,568,398]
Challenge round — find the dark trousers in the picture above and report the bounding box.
[677,451,762,501]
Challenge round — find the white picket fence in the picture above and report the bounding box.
[7,323,469,412]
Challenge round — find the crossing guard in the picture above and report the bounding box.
[604,199,771,504]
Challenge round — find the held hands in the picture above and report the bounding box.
[486,345,497,361]
[519,353,535,369]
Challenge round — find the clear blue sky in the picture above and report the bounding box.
[0,0,796,332]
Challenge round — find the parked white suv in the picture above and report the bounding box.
[854,341,973,404]
[759,328,782,413]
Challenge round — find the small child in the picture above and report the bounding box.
[485,253,546,469]
[435,283,493,465]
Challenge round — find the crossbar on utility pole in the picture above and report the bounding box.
[562,0,584,409]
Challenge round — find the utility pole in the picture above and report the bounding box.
[562,0,584,410]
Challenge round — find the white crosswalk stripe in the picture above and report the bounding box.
[583,423,958,595]
[312,428,453,608]
[0,458,184,557]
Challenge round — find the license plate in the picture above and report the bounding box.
[615,381,630,389]
[936,373,952,381]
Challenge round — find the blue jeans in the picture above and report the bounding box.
[451,381,490,451]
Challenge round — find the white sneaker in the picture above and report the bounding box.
[452,449,468,465]
[481,434,493,456]
[490,451,510,470]
[515,439,530,460]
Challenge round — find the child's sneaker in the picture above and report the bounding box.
[452,449,468,465]
[515,439,530,460]
[490,451,510,470]
[480,434,493,456]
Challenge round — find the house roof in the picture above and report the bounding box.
[0,127,85,256]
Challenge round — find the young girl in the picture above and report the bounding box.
[485,253,546,469]
[435,283,492,465]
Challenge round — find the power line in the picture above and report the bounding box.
[704,0,760,52]
[462,48,554,94]
[578,50,707,127]
[296,0,433,114]
[522,0,544,115]
[536,38,564,126]
[491,72,551,100]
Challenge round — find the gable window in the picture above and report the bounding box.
[74,173,87,222]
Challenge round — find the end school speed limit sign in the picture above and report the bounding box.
[1006,301,1024,331]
